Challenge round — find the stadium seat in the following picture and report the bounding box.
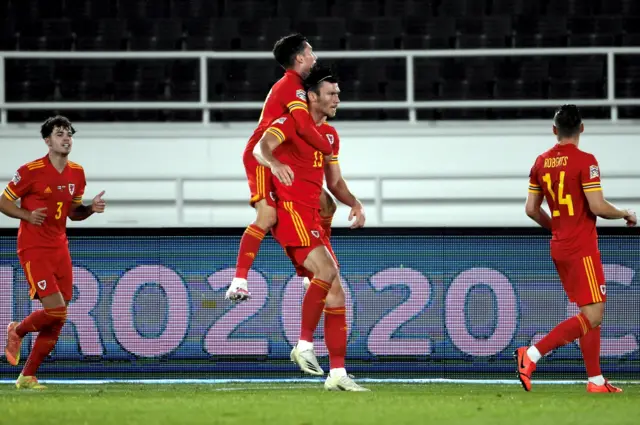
[3,0,640,121]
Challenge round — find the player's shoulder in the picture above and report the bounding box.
[574,147,597,162]
[15,156,47,177]
[68,160,84,171]
[320,122,339,137]
[270,113,293,126]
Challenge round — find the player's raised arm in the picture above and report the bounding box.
[524,159,552,230]
[581,158,636,225]
[0,167,47,225]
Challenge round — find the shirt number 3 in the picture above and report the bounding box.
[55,202,63,219]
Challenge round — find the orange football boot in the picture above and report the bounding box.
[587,381,623,393]
[5,322,23,366]
[514,346,536,392]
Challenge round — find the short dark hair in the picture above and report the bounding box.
[304,66,338,94]
[272,33,308,69]
[553,104,582,138]
[40,115,75,139]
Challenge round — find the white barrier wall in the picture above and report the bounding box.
[0,121,638,228]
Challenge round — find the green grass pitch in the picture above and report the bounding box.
[1,382,639,425]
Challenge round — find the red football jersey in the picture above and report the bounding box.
[244,70,310,156]
[3,155,86,253]
[265,116,339,209]
[528,143,602,256]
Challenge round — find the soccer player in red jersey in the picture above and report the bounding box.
[226,33,335,303]
[1,116,106,389]
[515,105,636,393]
[254,67,368,391]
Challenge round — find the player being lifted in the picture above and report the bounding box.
[2,116,106,389]
[254,67,368,391]
[226,34,350,303]
[516,105,636,393]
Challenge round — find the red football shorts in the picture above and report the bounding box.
[243,153,276,208]
[272,201,338,274]
[552,249,606,307]
[18,246,73,301]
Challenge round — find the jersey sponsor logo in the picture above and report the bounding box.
[11,171,20,185]
[69,184,75,195]
[600,285,606,295]
[272,117,287,125]
[295,89,307,101]
[37,280,47,291]
[326,134,334,144]
[311,230,320,238]
[589,165,600,179]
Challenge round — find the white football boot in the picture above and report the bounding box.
[290,342,324,376]
[324,371,370,392]
[225,278,251,302]
[302,277,311,290]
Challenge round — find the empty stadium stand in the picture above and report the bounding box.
[2,0,640,122]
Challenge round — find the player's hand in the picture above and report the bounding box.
[348,200,366,229]
[91,191,106,213]
[271,161,294,186]
[624,209,637,227]
[28,207,47,226]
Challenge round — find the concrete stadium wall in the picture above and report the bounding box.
[0,121,638,228]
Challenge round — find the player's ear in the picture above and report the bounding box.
[580,123,584,134]
[552,126,558,136]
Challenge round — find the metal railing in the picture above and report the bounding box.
[1,47,640,125]
[3,173,636,226]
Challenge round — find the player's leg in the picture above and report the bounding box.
[6,252,68,389]
[300,191,336,289]
[323,275,369,391]
[575,252,621,392]
[289,244,338,376]
[227,164,277,302]
[515,254,604,392]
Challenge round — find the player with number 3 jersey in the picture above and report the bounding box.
[1,116,106,390]
[515,105,636,394]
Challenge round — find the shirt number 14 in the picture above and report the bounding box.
[542,171,574,217]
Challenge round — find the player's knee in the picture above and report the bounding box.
[44,306,67,326]
[319,260,338,284]
[581,303,604,328]
[255,206,277,230]
[326,280,345,307]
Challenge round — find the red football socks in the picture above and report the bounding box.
[320,215,333,240]
[536,312,592,356]
[22,318,65,376]
[16,306,67,338]
[580,325,602,378]
[20,306,67,376]
[234,224,266,279]
[299,278,331,341]
[324,306,347,369]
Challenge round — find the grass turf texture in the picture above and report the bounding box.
[0,383,638,425]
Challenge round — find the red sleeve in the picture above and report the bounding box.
[276,82,333,155]
[528,157,542,194]
[3,165,32,201]
[581,154,602,193]
[329,128,340,164]
[73,169,87,204]
[264,115,296,144]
